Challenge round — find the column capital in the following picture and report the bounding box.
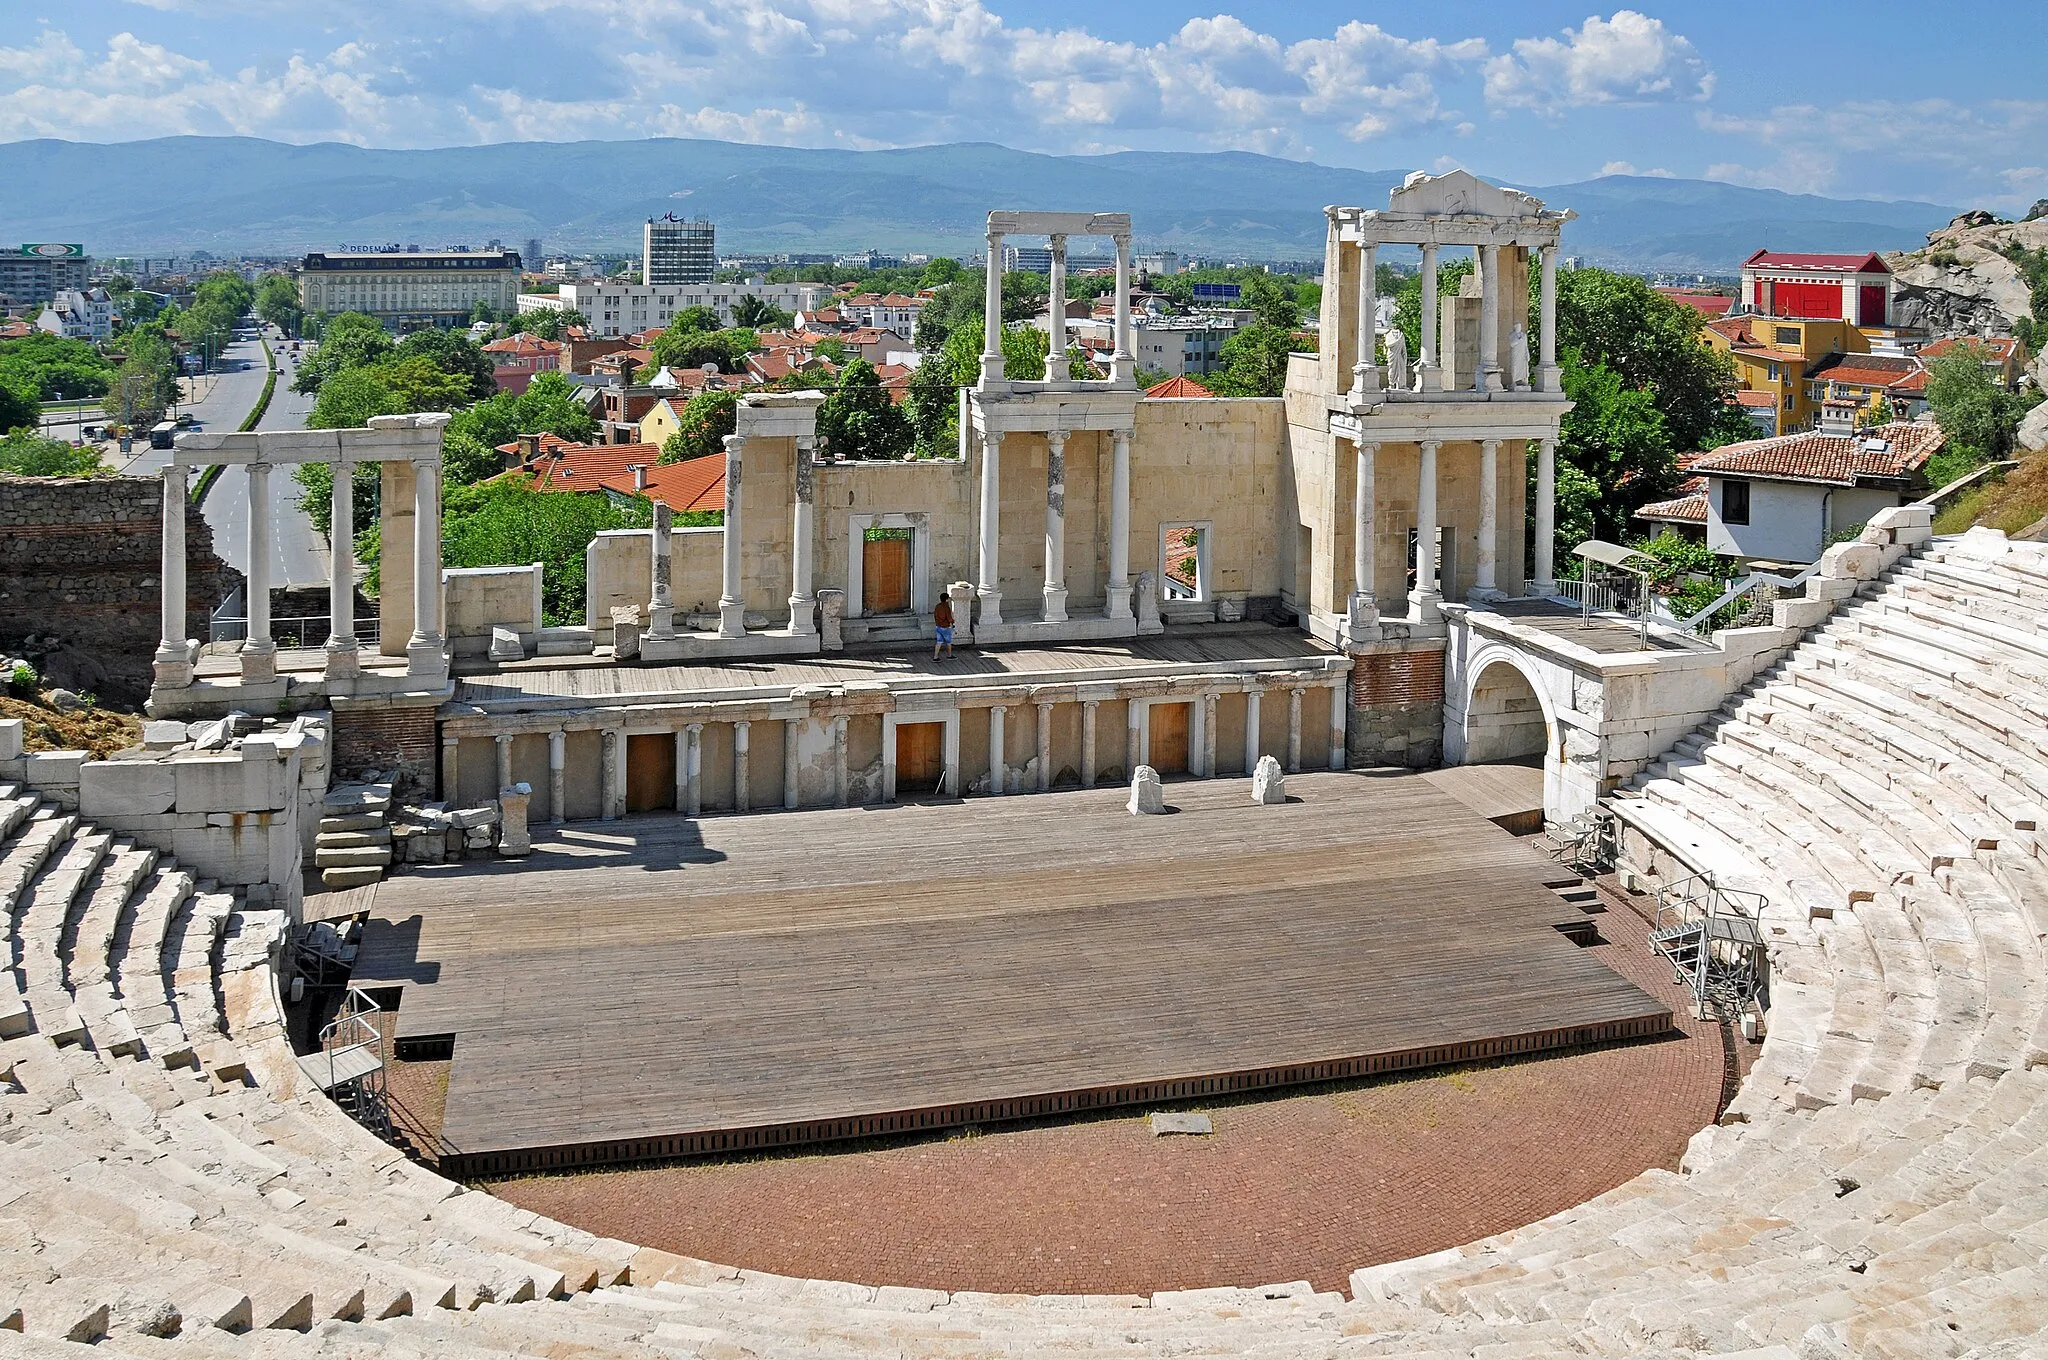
[1113,232,1132,252]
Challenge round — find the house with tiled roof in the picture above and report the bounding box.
[1663,420,1942,566]
[1741,249,1894,326]
[1705,312,1876,436]
[1921,334,2033,390]
[1633,475,1711,540]
[491,435,666,491]
[1143,375,1215,399]
[1803,351,1930,422]
[481,332,563,395]
[1657,289,1736,318]
[596,453,726,515]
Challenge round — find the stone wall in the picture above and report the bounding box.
[1346,642,1446,769]
[0,474,232,704]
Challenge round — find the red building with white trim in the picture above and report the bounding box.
[1740,250,1893,326]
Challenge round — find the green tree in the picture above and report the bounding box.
[729,294,791,329]
[673,305,723,333]
[817,358,912,461]
[101,329,179,430]
[293,312,392,394]
[1926,342,2030,468]
[656,389,739,465]
[903,354,958,459]
[441,476,652,625]
[394,327,496,402]
[442,431,503,486]
[441,371,595,456]
[1555,346,1676,544]
[0,432,96,474]
[1552,268,1745,455]
[368,355,471,413]
[0,333,116,401]
[812,337,847,363]
[309,366,402,430]
[1204,322,1302,397]
[648,322,756,374]
[0,377,38,435]
[512,307,589,342]
[256,273,303,336]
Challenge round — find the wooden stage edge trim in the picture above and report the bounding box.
[444,1010,1674,1180]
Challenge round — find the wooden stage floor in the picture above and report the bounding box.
[355,770,1671,1176]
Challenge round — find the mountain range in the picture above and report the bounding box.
[0,136,1960,274]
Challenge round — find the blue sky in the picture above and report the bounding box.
[4,2,2043,210]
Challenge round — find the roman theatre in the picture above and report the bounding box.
[4,172,2046,1356]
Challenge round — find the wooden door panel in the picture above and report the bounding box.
[1148,702,1190,775]
[863,537,912,614]
[626,733,676,813]
[897,722,944,793]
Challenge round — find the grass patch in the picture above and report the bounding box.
[1934,452,2048,536]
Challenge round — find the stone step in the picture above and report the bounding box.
[321,865,385,889]
[314,845,393,869]
[320,812,387,834]
[317,827,393,849]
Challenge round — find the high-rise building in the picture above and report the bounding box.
[0,244,91,307]
[523,239,544,274]
[643,215,716,286]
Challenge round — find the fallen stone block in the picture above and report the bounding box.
[1149,1111,1213,1136]
[489,626,523,662]
[1127,765,1164,815]
[1251,753,1287,805]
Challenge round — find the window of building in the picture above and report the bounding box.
[1774,326,1800,346]
[1721,478,1751,526]
[1160,523,1210,601]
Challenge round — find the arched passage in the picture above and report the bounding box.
[1463,657,1551,765]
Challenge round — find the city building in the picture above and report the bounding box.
[1637,420,1942,565]
[535,280,827,338]
[481,332,563,394]
[0,243,91,307]
[1740,249,1894,326]
[297,249,521,328]
[1135,252,1184,276]
[1921,334,2032,389]
[1705,313,1872,436]
[34,287,113,342]
[643,215,716,286]
[836,292,925,337]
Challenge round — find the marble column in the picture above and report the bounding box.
[1351,438,1377,626]
[783,717,800,810]
[733,721,751,811]
[1106,431,1133,620]
[1201,693,1218,779]
[1475,438,1500,597]
[1045,234,1067,382]
[600,728,619,821]
[1479,244,1503,393]
[981,230,1005,386]
[406,457,445,680]
[1286,688,1303,774]
[494,733,513,792]
[325,457,359,679]
[548,729,566,824]
[647,500,675,640]
[988,705,1007,796]
[673,727,690,814]
[1243,688,1262,772]
[1111,233,1134,385]
[1412,439,1442,620]
[441,735,460,805]
[1329,680,1349,772]
[976,431,1003,627]
[1351,242,1380,397]
[1539,244,1560,392]
[718,434,747,638]
[154,463,192,688]
[1035,701,1053,792]
[682,724,702,816]
[240,462,276,683]
[788,438,817,635]
[1080,700,1098,787]
[1533,437,1557,594]
[833,717,848,807]
[1418,242,1440,393]
[1042,431,1068,623]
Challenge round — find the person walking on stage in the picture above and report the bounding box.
[932,594,956,660]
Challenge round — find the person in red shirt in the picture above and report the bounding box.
[932,595,955,660]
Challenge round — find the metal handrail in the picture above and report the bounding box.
[1654,869,1768,932]
[1677,562,1820,635]
[210,614,380,646]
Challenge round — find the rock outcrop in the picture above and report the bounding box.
[1884,212,2045,355]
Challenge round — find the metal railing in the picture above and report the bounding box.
[1553,576,1622,615]
[1651,870,1770,1020]
[310,985,389,1137]
[1676,562,1819,636]
[210,614,380,646]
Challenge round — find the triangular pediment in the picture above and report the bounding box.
[1388,169,1545,219]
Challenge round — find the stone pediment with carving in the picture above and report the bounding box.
[1388,169,1544,221]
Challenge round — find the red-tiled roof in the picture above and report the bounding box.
[1921,335,2023,362]
[597,455,726,512]
[1144,375,1215,398]
[1686,421,1941,486]
[489,438,664,491]
[1744,250,1891,275]
[1804,352,1924,389]
[1706,317,1755,345]
[1658,289,1736,317]
[1634,476,1709,523]
[482,332,562,356]
[1734,390,1778,408]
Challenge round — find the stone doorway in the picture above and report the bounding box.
[1463,660,1549,765]
[1148,702,1191,775]
[626,733,676,813]
[896,721,945,794]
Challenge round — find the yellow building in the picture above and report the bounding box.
[1704,314,1868,437]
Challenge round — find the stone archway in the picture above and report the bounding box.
[1462,657,1551,765]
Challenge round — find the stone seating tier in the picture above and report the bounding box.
[8,532,2048,1355]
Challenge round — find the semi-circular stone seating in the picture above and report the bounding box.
[6,530,2048,1357]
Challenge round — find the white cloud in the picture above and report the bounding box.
[1699,98,2048,208]
[1599,160,1675,178]
[1484,10,1711,112]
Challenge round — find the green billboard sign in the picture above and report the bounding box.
[18,244,85,259]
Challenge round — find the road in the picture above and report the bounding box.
[121,325,330,591]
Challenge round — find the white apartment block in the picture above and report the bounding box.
[36,287,113,342]
[298,250,521,327]
[535,281,830,337]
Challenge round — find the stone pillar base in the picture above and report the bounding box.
[239,640,277,684]
[1345,593,1382,646]
[1041,585,1068,624]
[153,641,196,689]
[717,601,746,639]
[1418,365,1440,394]
[1467,586,1508,606]
[787,593,818,636]
[1110,356,1135,387]
[1538,365,1562,395]
[406,636,448,683]
[975,588,1003,634]
[323,639,361,680]
[1527,579,1558,599]
[1105,583,1133,621]
[1408,591,1443,627]
[645,605,676,641]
